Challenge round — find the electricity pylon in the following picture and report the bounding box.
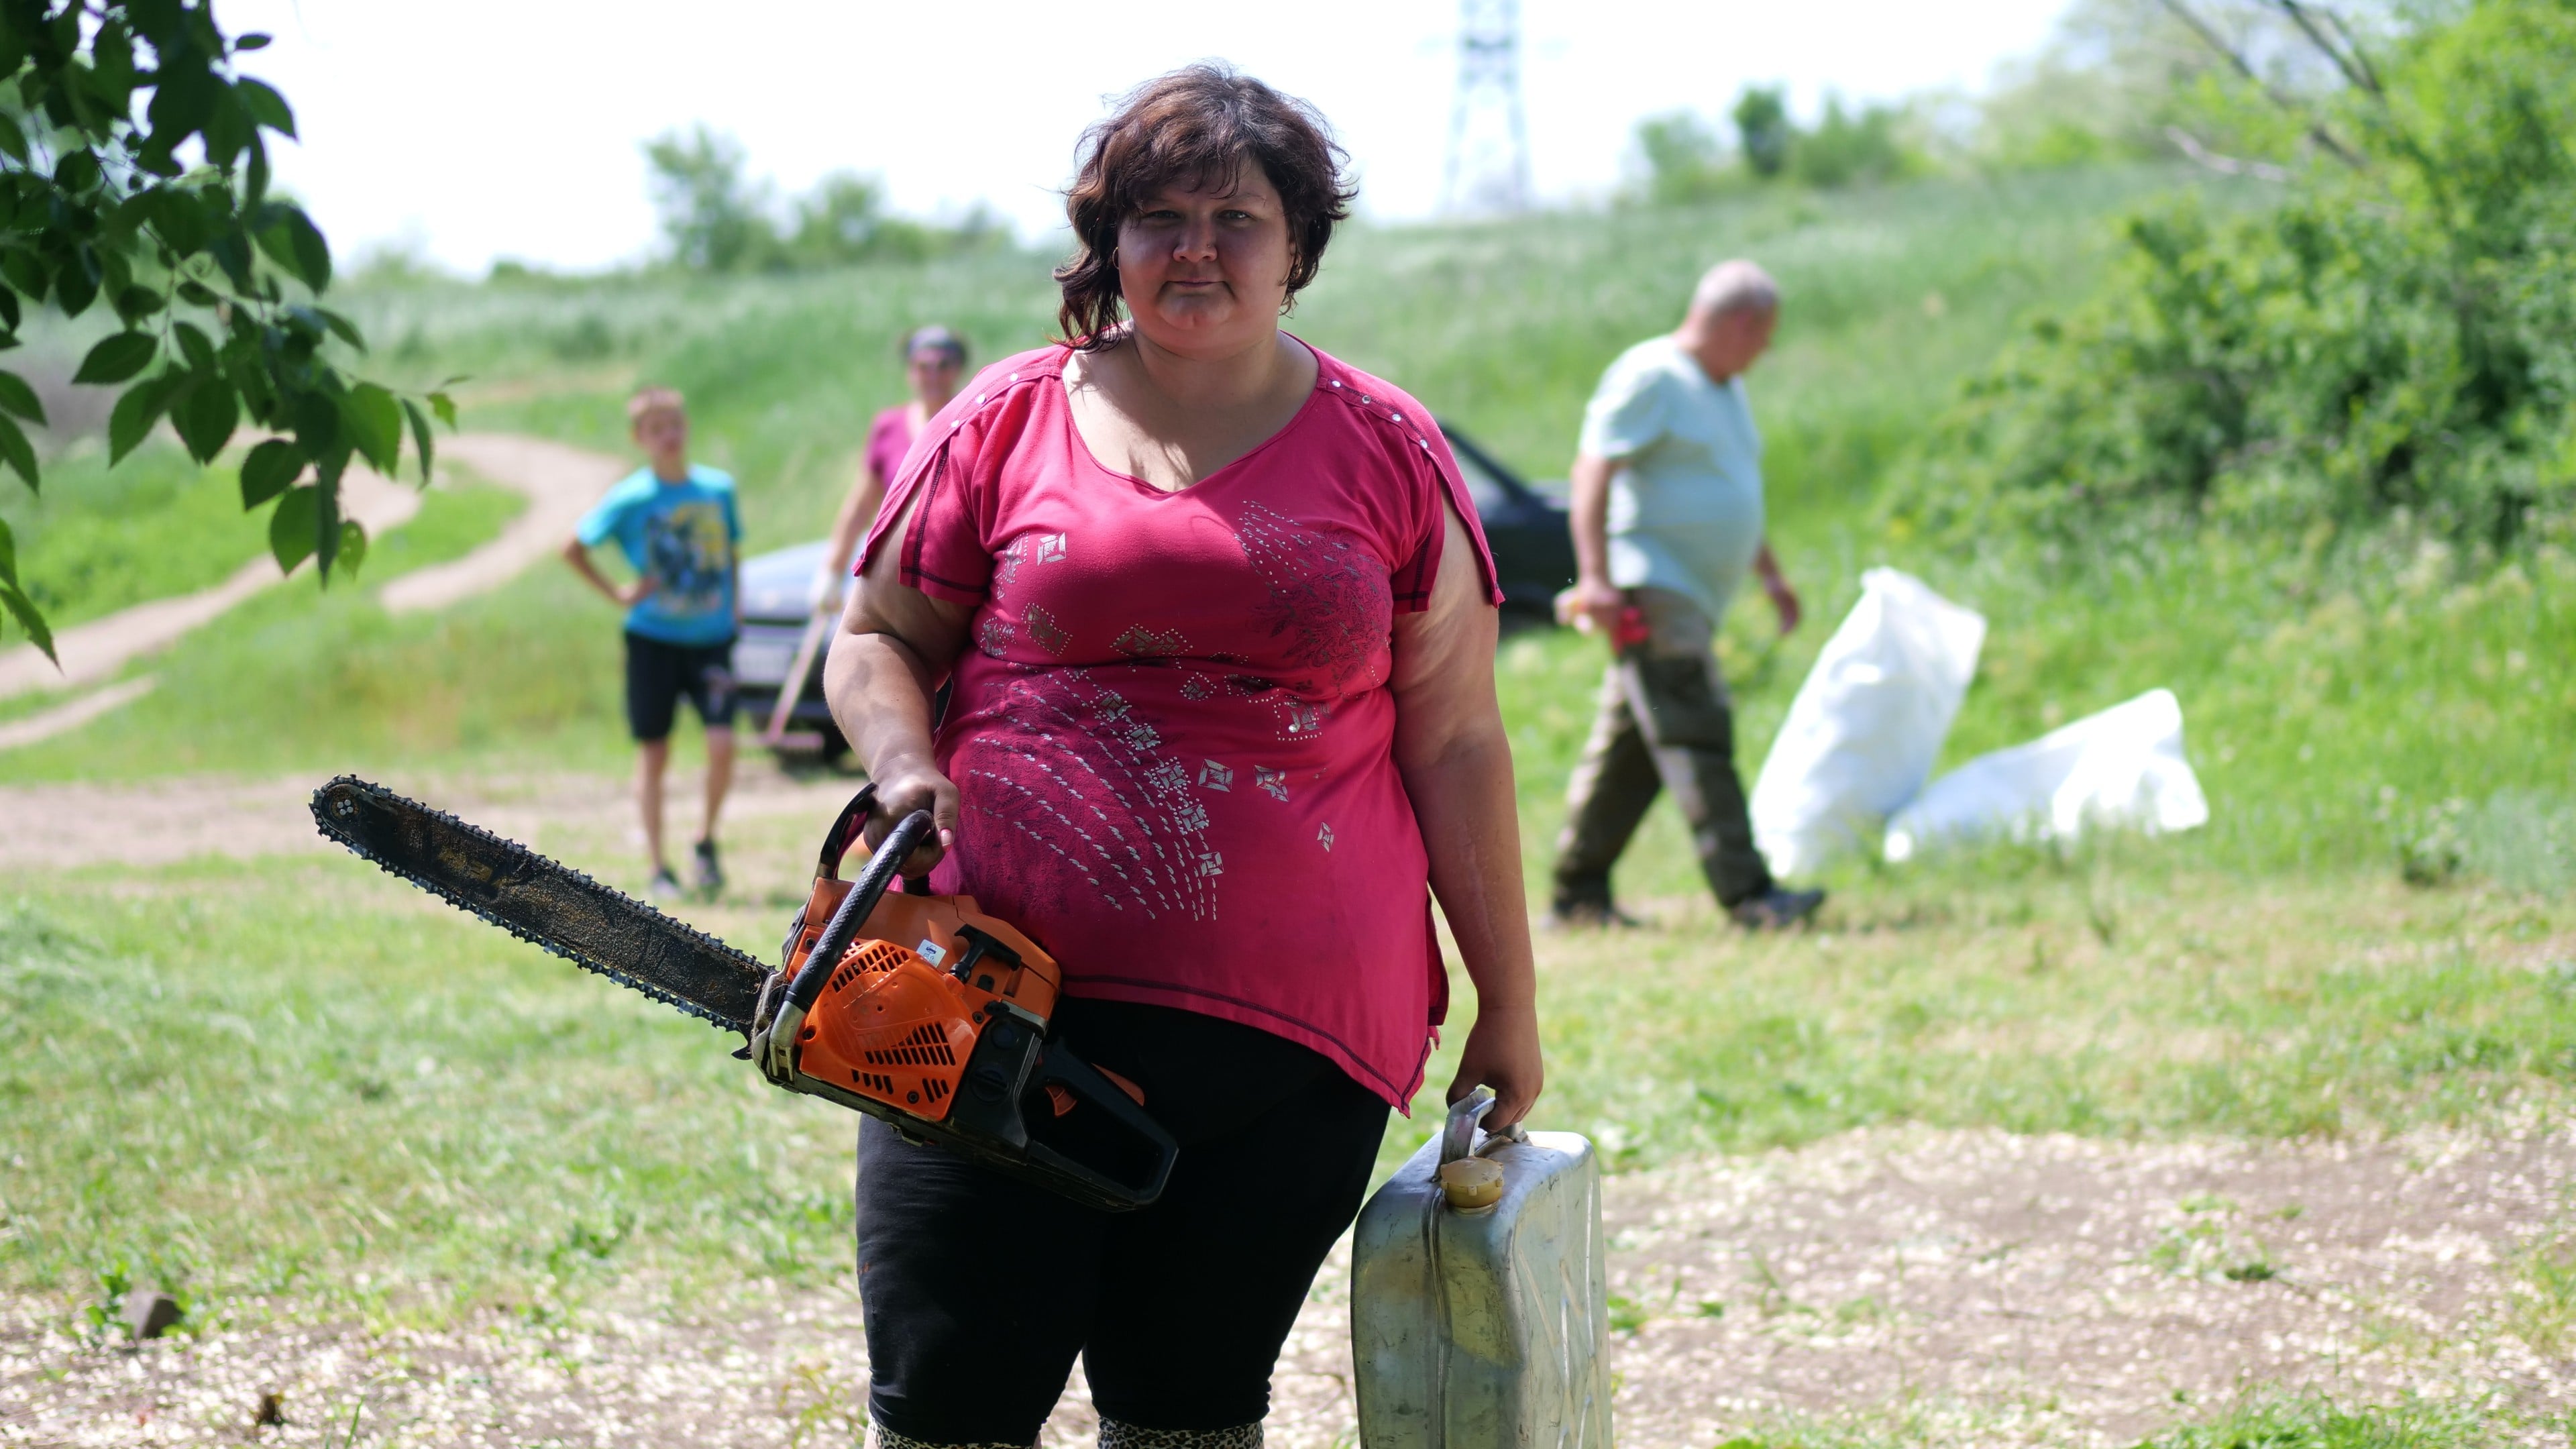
[1442,0,1532,214]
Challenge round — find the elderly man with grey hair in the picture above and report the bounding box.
[1551,259,1825,931]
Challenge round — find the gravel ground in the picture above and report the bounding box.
[7,1122,2571,1448]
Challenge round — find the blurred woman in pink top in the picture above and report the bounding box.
[809,325,969,612]
[824,64,1542,1449]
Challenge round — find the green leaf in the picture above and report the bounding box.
[239,438,303,508]
[401,396,435,484]
[427,390,458,429]
[53,256,98,318]
[0,369,48,425]
[207,232,254,290]
[0,112,25,165]
[150,189,213,257]
[74,331,158,386]
[112,285,165,323]
[234,78,294,138]
[200,87,251,169]
[268,483,319,573]
[236,32,272,51]
[244,132,270,207]
[172,375,239,463]
[0,514,14,582]
[52,149,100,195]
[339,382,400,472]
[0,248,48,301]
[256,207,331,291]
[311,457,345,578]
[333,520,366,578]
[0,576,54,663]
[173,321,216,372]
[0,411,37,490]
[108,371,186,463]
[291,390,340,458]
[313,307,364,351]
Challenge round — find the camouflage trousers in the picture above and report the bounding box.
[1551,588,1774,912]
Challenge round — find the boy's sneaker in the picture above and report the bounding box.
[1729,886,1826,931]
[693,839,724,898]
[648,865,684,901]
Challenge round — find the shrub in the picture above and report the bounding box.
[1890,0,2576,558]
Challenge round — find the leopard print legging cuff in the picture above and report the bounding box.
[1097,1419,1262,1449]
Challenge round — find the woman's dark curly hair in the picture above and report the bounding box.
[1055,65,1355,350]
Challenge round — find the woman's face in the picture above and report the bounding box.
[1114,162,1294,357]
[907,350,964,408]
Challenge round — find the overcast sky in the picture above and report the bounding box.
[221,0,2074,275]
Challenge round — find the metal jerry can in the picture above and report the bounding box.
[1350,1088,1613,1448]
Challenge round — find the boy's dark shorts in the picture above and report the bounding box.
[623,632,739,742]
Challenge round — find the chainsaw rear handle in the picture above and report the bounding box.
[785,806,935,1015]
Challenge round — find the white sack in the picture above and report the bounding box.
[1749,568,1986,877]
[1884,687,2210,861]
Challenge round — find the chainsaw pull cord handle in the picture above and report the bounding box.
[785,808,935,1014]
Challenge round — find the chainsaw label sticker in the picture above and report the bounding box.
[914,939,947,966]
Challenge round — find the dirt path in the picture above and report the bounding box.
[0,762,854,874]
[4,1124,2568,1448]
[377,435,625,614]
[0,433,625,752]
[0,467,423,704]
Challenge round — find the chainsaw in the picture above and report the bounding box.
[309,775,1178,1212]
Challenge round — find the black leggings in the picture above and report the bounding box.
[855,998,1390,1444]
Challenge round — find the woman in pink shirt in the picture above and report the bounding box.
[809,325,969,612]
[825,65,1541,1449]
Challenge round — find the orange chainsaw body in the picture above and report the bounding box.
[781,882,1063,1124]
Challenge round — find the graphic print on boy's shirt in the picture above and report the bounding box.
[643,500,733,613]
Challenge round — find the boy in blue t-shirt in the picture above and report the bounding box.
[561,386,742,898]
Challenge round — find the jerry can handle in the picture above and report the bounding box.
[1441,1087,1494,1164]
[1440,1085,1531,1165]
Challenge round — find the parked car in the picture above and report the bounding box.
[732,419,1574,757]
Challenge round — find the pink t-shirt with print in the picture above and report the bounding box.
[857,341,1501,1108]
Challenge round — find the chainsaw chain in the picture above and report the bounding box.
[311,775,769,1034]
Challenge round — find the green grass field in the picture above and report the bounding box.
[1,164,2571,1446]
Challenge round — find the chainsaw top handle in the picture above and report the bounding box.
[784,803,936,1014]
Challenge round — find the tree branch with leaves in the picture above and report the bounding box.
[0,0,452,663]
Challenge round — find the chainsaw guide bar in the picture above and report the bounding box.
[310,775,769,1033]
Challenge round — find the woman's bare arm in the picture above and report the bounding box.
[1389,501,1545,1127]
[821,490,972,871]
[814,464,890,611]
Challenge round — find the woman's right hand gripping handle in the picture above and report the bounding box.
[862,760,959,877]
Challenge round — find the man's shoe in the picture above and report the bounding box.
[1545,899,1646,931]
[1729,886,1826,931]
[648,865,685,901]
[693,839,724,898]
